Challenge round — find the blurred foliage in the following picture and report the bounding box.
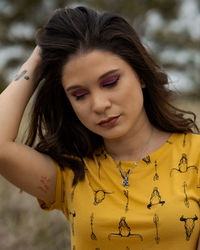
[0,0,199,95]
[84,0,180,25]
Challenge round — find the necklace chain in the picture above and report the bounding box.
[116,161,138,188]
[115,127,154,188]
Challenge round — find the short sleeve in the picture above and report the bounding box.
[37,159,65,212]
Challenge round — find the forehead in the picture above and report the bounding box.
[61,50,129,87]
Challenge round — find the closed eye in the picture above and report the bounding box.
[71,89,88,100]
[101,75,120,88]
[71,75,120,101]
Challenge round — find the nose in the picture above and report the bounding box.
[91,93,111,114]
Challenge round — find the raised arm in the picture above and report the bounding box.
[0,46,57,203]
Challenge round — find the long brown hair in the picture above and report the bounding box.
[26,6,199,185]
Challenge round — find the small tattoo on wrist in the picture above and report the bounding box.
[24,75,30,80]
[15,70,30,81]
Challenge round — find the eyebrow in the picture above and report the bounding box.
[66,68,120,92]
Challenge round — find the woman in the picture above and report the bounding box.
[0,6,199,250]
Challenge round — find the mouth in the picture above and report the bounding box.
[98,115,120,127]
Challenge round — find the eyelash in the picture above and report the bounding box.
[102,75,120,88]
[73,75,120,101]
[75,95,86,101]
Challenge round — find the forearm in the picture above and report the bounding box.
[0,47,42,142]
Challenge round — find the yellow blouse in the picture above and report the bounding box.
[38,133,200,250]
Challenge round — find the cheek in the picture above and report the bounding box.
[75,111,86,123]
[70,102,90,125]
[120,83,143,98]
[65,92,91,126]
[76,112,94,131]
[122,85,144,109]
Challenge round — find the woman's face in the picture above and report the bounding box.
[62,50,148,141]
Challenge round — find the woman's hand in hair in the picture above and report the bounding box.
[23,45,43,83]
[26,46,42,65]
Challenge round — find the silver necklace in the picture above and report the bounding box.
[115,127,154,188]
[116,161,138,188]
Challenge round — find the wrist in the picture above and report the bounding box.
[21,46,43,83]
[20,60,42,83]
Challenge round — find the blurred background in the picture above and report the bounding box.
[0,0,199,249]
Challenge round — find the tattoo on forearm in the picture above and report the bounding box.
[24,75,30,80]
[15,70,30,81]
[38,176,50,194]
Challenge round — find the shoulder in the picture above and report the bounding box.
[185,132,200,147]
[83,147,108,168]
[171,132,200,146]
[188,132,200,140]
[168,133,200,159]
[180,133,200,162]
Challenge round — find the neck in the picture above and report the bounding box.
[104,121,154,161]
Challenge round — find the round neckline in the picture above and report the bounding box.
[105,132,177,164]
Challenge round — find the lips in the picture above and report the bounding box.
[98,115,120,127]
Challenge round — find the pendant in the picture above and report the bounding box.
[122,177,129,187]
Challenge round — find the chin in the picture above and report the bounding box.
[100,130,127,140]
[89,124,128,140]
